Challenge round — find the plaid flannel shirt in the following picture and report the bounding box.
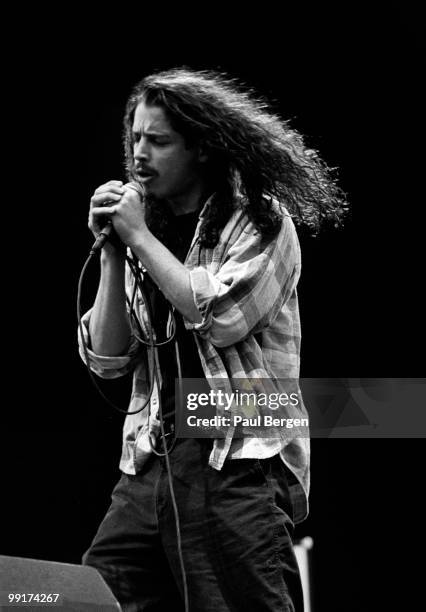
[78,196,310,523]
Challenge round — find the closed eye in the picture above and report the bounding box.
[150,137,170,146]
[132,135,170,147]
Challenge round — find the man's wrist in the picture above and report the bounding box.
[100,244,127,266]
[127,225,153,253]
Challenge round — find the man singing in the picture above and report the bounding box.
[78,68,346,611]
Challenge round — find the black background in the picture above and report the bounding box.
[2,7,424,611]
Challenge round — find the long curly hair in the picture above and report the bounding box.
[123,67,348,248]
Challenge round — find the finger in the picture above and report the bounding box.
[90,192,123,207]
[91,205,119,218]
[99,180,124,190]
[94,184,125,196]
[88,209,112,234]
[124,181,145,198]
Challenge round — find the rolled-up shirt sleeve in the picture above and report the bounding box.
[185,213,301,347]
[78,308,141,379]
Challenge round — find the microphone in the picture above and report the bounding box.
[90,220,114,253]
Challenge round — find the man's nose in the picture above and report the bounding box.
[134,138,150,161]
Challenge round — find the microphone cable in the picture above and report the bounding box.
[77,239,190,612]
[126,252,189,610]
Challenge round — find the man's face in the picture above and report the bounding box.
[131,100,205,204]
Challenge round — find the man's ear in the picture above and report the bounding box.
[197,144,209,163]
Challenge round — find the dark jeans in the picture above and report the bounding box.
[82,438,304,611]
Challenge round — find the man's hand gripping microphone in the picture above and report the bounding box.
[89,181,145,254]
